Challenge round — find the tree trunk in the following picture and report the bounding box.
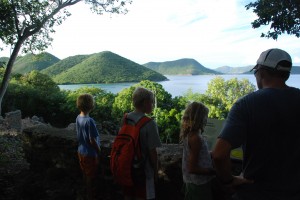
[0,38,25,116]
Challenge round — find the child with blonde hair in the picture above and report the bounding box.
[180,102,215,200]
[120,87,161,200]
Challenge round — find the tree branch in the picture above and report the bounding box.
[11,1,21,38]
[23,0,82,37]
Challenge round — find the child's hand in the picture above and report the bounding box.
[232,176,253,187]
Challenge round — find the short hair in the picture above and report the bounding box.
[180,102,209,140]
[260,60,291,81]
[76,93,95,113]
[132,87,154,108]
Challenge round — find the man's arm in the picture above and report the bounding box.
[213,138,233,183]
[213,138,253,187]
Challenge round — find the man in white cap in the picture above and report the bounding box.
[212,48,300,200]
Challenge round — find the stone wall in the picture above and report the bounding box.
[22,123,186,199]
[0,110,22,132]
[21,122,242,199]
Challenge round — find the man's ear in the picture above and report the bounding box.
[258,69,266,79]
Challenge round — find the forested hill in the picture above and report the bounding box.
[12,52,60,74]
[41,54,90,77]
[143,58,221,75]
[214,65,253,74]
[0,57,9,64]
[51,51,167,84]
[215,65,300,74]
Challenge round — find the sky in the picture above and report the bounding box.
[1,0,300,69]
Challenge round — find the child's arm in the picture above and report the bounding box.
[149,147,159,182]
[90,137,101,155]
[89,120,101,155]
[188,133,215,175]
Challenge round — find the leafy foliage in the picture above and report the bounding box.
[112,80,181,143]
[153,107,182,143]
[1,66,257,143]
[183,77,256,119]
[144,58,220,75]
[112,80,173,120]
[62,87,116,125]
[246,0,300,39]
[2,71,65,126]
[0,57,9,67]
[53,51,167,84]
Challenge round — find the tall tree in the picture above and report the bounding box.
[246,0,300,39]
[0,0,131,115]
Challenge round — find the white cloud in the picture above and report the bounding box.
[1,0,300,68]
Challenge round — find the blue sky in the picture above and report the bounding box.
[1,0,300,69]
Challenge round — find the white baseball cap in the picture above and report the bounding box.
[252,48,292,72]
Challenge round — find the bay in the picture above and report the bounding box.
[58,74,300,97]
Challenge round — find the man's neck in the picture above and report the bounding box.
[262,77,288,89]
[262,82,288,89]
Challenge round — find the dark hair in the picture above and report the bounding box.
[261,60,291,81]
[76,93,95,113]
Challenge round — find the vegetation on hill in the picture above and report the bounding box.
[242,66,300,74]
[1,68,256,144]
[0,57,9,65]
[143,58,220,75]
[41,54,91,77]
[214,65,254,74]
[53,51,167,84]
[215,65,300,74]
[12,52,60,74]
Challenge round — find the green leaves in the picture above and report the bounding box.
[183,76,256,119]
[246,0,300,39]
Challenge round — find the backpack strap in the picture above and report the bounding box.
[135,116,152,129]
[134,116,152,158]
[122,113,152,127]
[122,113,129,125]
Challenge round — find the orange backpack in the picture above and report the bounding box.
[110,113,152,186]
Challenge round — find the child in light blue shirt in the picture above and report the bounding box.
[76,93,101,200]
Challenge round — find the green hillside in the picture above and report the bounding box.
[143,58,220,75]
[0,57,9,65]
[215,65,253,74]
[216,65,300,74]
[53,51,167,84]
[41,54,90,77]
[12,52,60,74]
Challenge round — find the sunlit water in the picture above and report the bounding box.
[58,74,300,97]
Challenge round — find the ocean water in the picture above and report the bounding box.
[58,74,300,97]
